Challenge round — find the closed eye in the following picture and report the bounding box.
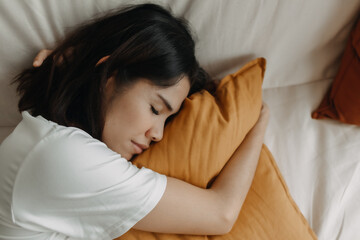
[151,105,159,115]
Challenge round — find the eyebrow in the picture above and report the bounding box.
[157,94,173,112]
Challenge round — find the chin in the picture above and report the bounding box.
[123,153,134,161]
[108,145,132,160]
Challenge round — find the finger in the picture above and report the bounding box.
[33,49,52,67]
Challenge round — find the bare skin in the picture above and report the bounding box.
[32,49,52,67]
[33,50,269,235]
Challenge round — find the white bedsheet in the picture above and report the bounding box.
[264,79,360,240]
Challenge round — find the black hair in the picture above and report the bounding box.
[13,3,212,140]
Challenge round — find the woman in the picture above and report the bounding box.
[0,3,269,239]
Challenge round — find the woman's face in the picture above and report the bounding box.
[102,76,190,160]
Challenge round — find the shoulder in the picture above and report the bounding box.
[26,114,131,174]
[11,112,132,184]
[5,111,109,159]
[13,112,149,201]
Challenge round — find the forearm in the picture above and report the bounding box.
[210,121,267,224]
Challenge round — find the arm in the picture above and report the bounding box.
[134,104,270,235]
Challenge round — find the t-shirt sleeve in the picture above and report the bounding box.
[12,128,167,240]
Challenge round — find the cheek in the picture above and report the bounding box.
[103,101,152,141]
[101,118,124,151]
[120,104,152,134]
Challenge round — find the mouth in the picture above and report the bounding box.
[131,141,148,154]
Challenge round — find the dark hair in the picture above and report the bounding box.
[13,4,212,140]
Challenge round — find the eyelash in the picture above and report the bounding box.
[151,105,159,115]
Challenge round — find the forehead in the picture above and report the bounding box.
[134,77,190,109]
[155,77,190,97]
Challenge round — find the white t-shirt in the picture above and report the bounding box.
[0,111,167,240]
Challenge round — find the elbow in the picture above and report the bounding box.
[221,211,238,234]
[218,198,246,235]
[213,216,235,235]
[207,190,244,235]
[217,222,234,235]
[214,205,240,235]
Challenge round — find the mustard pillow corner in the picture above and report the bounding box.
[213,145,317,240]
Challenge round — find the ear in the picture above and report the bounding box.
[104,76,117,103]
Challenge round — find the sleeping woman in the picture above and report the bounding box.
[0,3,269,239]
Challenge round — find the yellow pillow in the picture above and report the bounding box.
[116,58,317,239]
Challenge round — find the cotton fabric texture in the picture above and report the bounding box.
[0,112,166,240]
[118,58,317,239]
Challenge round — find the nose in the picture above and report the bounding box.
[146,122,164,142]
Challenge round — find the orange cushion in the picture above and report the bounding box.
[115,58,317,239]
[312,15,360,125]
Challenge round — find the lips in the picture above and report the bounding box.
[131,141,149,154]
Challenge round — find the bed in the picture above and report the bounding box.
[0,0,359,239]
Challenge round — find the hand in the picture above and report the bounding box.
[33,49,52,67]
